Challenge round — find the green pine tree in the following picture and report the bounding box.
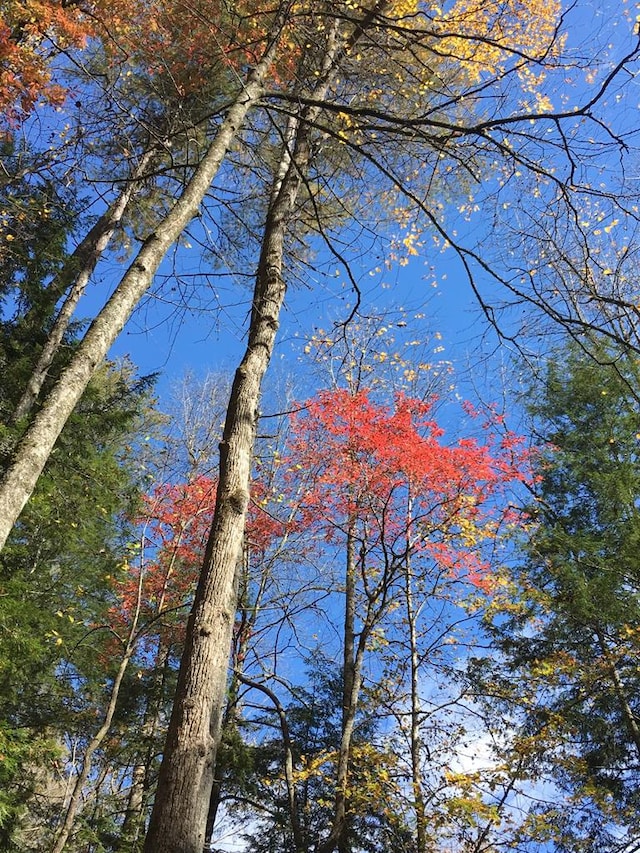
[473,341,640,853]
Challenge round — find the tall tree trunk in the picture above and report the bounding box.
[205,511,294,846]
[338,522,358,853]
[120,505,221,851]
[11,149,155,424]
[119,762,146,852]
[143,115,311,853]
[141,6,395,844]
[0,42,280,553]
[204,541,251,843]
[404,532,428,853]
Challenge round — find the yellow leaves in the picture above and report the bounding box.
[427,0,561,90]
[293,751,335,784]
[292,742,401,814]
[447,794,500,826]
[402,231,420,256]
[622,622,640,639]
[530,650,579,682]
[453,495,494,549]
[530,658,556,677]
[387,0,421,20]
[303,330,335,359]
[390,227,424,266]
[534,93,554,113]
[47,628,64,646]
[443,768,502,827]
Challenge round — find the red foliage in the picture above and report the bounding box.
[285,389,530,587]
[108,474,284,645]
[1,0,302,130]
[103,389,528,655]
[98,0,303,104]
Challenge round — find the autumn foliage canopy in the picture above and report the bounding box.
[287,389,530,587]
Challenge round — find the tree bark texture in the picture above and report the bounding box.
[594,623,640,758]
[143,119,309,853]
[404,549,428,853]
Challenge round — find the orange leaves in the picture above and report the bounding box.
[0,0,92,127]
[0,0,564,136]
[0,0,301,129]
[101,0,303,99]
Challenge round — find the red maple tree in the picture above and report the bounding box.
[107,474,284,649]
[285,389,530,587]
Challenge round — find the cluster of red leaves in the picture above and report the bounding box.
[108,475,284,646]
[285,389,530,586]
[100,0,304,102]
[0,0,302,131]
[103,388,528,654]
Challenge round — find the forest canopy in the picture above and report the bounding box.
[1,1,640,851]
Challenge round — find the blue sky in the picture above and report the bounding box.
[90,0,640,424]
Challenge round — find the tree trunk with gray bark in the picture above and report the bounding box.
[0,52,278,553]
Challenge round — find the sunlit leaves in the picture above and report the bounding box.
[286,387,529,586]
[0,0,91,126]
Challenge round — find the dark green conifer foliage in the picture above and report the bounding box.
[231,656,413,853]
[0,149,156,848]
[477,342,640,852]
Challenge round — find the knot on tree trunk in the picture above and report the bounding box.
[228,488,249,515]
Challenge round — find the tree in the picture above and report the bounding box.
[0,18,281,549]
[0,0,93,127]
[1,1,639,849]
[0,153,165,848]
[281,387,528,853]
[470,342,640,852]
[235,656,415,853]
